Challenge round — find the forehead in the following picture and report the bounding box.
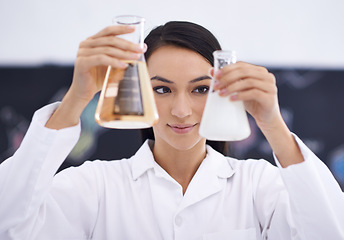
[147,46,211,82]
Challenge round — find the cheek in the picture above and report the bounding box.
[154,97,169,118]
[195,97,208,115]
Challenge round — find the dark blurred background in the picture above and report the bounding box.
[0,65,343,190]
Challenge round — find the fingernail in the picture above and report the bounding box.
[132,53,141,59]
[219,88,228,96]
[119,62,128,68]
[127,25,135,31]
[230,93,238,101]
[137,44,144,52]
[213,81,220,89]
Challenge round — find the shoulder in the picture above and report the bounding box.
[207,144,278,177]
[56,140,153,183]
[54,158,132,185]
[226,156,285,196]
[229,156,280,180]
[207,144,281,186]
[87,158,134,180]
[226,157,277,175]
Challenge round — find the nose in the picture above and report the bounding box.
[171,93,192,119]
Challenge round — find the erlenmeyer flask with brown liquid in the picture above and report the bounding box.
[95,15,159,129]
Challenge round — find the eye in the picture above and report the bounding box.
[153,86,171,94]
[192,85,209,94]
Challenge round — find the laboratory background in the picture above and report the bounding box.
[0,0,343,190]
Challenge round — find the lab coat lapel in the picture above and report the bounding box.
[178,145,234,211]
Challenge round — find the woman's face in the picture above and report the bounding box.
[147,45,212,151]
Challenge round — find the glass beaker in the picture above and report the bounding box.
[95,15,159,129]
[199,50,251,141]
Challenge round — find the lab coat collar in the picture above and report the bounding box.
[205,144,235,179]
[131,141,235,210]
[176,145,235,210]
[131,140,235,182]
[132,140,156,181]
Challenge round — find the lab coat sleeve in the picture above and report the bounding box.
[271,134,344,239]
[0,102,90,239]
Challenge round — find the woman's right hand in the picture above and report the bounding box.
[70,25,144,104]
[45,25,144,130]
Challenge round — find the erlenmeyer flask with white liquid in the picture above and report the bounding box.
[199,50,251,141]
[95,15,159,129]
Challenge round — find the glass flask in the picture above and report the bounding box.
[199,50,251,141]
[95,15,159,129]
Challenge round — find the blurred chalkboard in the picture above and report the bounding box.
[0,65,343,190]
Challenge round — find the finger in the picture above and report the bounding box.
[217,65,268,83]
[215,66,274,90]
[228,88,271,102]
[76,54,129,70]
[80,36,143,53]
[78,46,141,61]
[218,61,268,77]
[218,79,276,97]
[89,25,135,39]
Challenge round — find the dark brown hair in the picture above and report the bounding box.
[141,21,229,155]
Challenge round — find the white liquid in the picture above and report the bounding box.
[199,89,251,141]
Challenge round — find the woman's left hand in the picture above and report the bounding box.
[213,61,281,129]
[214,61,305,167]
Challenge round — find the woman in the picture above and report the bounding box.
[0,21,343,239]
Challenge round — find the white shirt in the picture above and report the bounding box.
[0,102,343,240]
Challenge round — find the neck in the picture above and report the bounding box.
[152,139,207,194]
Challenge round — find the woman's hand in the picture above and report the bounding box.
[213,61,280,130]
[213,62,304,167]
[70,25,145,104]
[45,25,144,130]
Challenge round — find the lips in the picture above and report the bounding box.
[168,123,197,134]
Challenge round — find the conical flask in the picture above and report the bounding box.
[199,50,251,141]
[95,15,159,129]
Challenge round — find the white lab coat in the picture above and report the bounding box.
[0,103,343,240]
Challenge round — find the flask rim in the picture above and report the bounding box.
[213,50,236,58]
[113,15,145,25]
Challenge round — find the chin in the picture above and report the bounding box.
[165,136,206,152]
[153,125,206,151]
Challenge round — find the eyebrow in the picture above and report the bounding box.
[150,75,211,83]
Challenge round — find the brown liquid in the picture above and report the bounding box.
[95,61,159,129]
